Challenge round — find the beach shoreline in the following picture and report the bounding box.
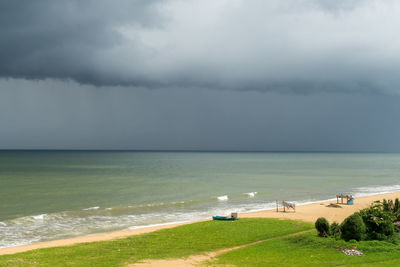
[1,191,400,256]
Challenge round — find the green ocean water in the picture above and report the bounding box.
[1,151,400,247]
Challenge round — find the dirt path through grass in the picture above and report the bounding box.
[129,229,313,267]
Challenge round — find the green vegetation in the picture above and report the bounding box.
[0,218,311,267]
[330,221,341,239]
[317,199,400,243]
[378,198,400,233]
[340,213,366,241]
[213,231,400,266]
[315,217,330,237]
[358,203,395,241]
[382,198,400,221]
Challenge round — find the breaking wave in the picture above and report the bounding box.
[352,184,400,197]
[217,195,228,201]
[245,192,257,198]
[82,206,100,211]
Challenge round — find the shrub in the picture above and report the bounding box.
[382,199,393,212]
[315,217,330,237]
[394,198,400,212]
[358,205,394,240]
[392,198,400,221]
[380,198,400,221]
[330,221,341,238]
[340,213,366,241]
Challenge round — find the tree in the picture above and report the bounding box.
[340,213,366,241]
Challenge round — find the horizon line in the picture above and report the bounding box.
[0,149,398,153]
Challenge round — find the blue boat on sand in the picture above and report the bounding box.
[213,216,235,221]
[212,213,238,221]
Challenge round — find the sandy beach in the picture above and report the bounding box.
[1,191,400,256]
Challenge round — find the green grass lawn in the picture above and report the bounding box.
[212,231,400,266]
[0,218,312,267]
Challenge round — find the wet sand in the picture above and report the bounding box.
[1,191,399,256]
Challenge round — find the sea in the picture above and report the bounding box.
[1,151,400,248]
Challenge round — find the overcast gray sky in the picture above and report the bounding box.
[1,0,400,151]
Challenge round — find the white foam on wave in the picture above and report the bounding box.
[146,203,165,207]
[32,214,46,220]
[0,222,6,227]
[352,184,400,197]
[217,195,228,201]
[83,206,100,211]
[245,192,257,198]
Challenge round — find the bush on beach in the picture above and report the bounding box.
[340,213,366,241]
[330,221,341,239]
[382,198,400,222]
[315,198,400,242]
[315,217,330,237]
[358,202,395,240]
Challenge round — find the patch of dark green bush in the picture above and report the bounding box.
[381,198,400,232]
[315,217,330,237]
[330,221,341,239]
[381,198,400,222]
[358,203,395,241]
[340,213,366,241]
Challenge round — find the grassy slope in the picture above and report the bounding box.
[0,218,312,267]
[213,231,400,266]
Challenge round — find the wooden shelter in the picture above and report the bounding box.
[336,194,354,205]
[276,200,296,212]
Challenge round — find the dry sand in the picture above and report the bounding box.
[242,191,400,223]
[1,191,400,256]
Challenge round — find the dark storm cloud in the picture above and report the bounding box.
[0,0,162,85]
[1,0,400,93]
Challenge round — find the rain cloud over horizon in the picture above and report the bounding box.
[1,0,400,151]
[1,0,400,94]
